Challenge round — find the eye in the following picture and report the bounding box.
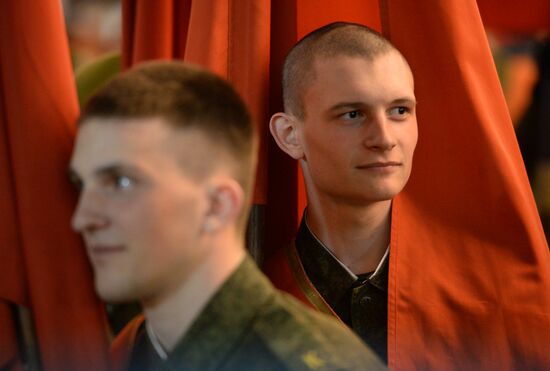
[388,106,410,120]
[67,171,83,192]
[340,110,364,121]
[114,175,134,190]
[101,173,136,192]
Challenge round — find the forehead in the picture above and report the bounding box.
[303,51,415,111]
[70,117,211,176]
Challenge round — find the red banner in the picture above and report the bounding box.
[0,1,110,370]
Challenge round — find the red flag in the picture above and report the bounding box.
[0,1,110,370]
[380,0,550,368]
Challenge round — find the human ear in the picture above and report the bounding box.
[202,178,244,234]
[269,112,304,160]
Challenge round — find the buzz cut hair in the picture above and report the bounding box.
[282,22,402,119]
[79,61,258,233]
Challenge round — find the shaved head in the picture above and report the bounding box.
[283,22,404,119]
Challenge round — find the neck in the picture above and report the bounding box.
[306,196,391,274]
[142,236,245,352]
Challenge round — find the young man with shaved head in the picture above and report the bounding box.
[268,22,418,363]
[69,61,384,370]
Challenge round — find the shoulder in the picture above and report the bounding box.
[110,315,145,371]
[250,291,386,370]
[263,245,314,307]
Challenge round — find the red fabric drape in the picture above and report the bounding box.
[122,1,550,369]
[0,1,110,370]
[380,0,550,369]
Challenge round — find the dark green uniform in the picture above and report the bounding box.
[295,217,389,363]
[115,256,385,371]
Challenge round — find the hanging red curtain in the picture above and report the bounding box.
[380,0,550,369]
[121,0,550,369]
[0,1,110,370]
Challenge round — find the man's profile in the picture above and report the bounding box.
[267,22,417,362]
[69,61,384,370]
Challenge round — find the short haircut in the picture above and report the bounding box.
[79,61,257,232]
[283,22,402,119]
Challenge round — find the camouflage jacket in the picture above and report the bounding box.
[111,256,385,371]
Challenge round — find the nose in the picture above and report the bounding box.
[71,188,108,234]
[363,113,396,151]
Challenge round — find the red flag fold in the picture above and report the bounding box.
[0,1,110,370]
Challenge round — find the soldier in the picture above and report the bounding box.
[69,61,384,370]
[267,22,417,363]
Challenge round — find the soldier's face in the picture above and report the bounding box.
[70,117,211,304]
[297,51,418,205]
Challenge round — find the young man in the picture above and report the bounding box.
[69,61,384,371]
[267,22,417,363]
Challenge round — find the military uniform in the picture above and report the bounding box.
[111,256,385,371]
[265,217,389,363]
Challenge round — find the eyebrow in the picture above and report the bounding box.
[67,163,144,184]
[328,102,366,113]
[92,164,142,177]
[327,97,417,114]
[391,97,417,106]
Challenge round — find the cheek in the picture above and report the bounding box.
[399,123,418,158]
[304,128,351,164]
[306,143,340,175]
[152,197,201,239]
[126,198,202,277]
[113,194,198,244]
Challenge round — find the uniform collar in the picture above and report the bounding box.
[295,214,389,315]
[142,256,276,370]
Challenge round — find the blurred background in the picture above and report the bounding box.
[63,0,120,68]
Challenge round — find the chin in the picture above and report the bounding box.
[349,191,399,206]
[373,189,401,201]
[95,279,136,304]
[366,180,407,200]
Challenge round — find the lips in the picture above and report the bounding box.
[356,161,402,169]
[90,245,125,252]
[87,244,125,259]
